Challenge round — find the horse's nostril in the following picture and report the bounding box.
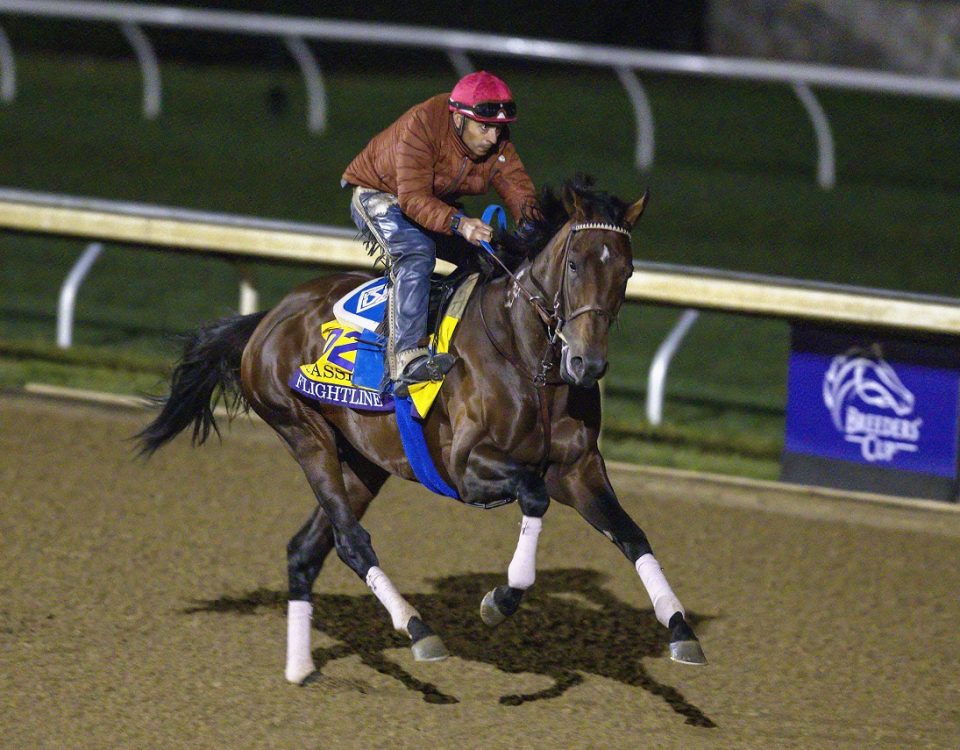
[570,356,584,374]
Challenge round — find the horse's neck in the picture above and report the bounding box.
[471,243,563,379]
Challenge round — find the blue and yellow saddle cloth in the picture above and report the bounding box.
[289,273,478,419]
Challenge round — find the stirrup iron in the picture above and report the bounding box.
[394,352,456,397]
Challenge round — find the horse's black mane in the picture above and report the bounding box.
[499,173,630,270]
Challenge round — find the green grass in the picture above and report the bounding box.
[2,51,959,478]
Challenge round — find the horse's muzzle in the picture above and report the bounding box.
[560,347,608,388]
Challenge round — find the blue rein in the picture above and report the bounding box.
[479,204,507,255]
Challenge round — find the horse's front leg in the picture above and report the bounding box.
[546,452,707,666]
[459,452,549,627]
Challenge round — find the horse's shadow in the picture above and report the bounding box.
[184,568,716,727]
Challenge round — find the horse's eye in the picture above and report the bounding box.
[567,261,577,272]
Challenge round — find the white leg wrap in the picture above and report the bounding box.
[635,553,685,628]
[366,566,420,634]
[507,516,542,590]
[285,600,317,684]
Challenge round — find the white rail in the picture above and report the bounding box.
[0,0,956,98]
[2,186,960,334]
[792,82,835,190]
[0,22,14,102]
[1,1,960,186]
[119,22,160,119]
[646,309,699,426]
[56,241,102,348]
[283,35,325,134]
[4,188,960,424]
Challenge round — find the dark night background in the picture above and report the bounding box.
[4,1,709,69]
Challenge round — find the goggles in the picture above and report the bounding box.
[452,100,517,120]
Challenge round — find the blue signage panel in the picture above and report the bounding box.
[785,327,960,479]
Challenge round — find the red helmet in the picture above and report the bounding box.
[448,71,517,123]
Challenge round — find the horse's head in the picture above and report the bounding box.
[528,179,647,388]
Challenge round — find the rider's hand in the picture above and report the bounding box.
[458,217,494,246]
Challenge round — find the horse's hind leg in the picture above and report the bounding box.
[284,423,447,684]
[285,445,389,683]
[547,452,707,666]
[479,472,550,627]
[285,505,334,684]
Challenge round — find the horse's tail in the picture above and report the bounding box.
[136,311,268,457]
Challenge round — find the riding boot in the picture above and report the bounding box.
[387,259,431,381]
[389,263,459,396]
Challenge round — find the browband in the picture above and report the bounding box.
[569,222,632,237]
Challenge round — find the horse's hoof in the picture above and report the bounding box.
[480,589,506,627]
[412,634,449,662]
[668,611,707,665]
[670,639,708,666]
[299,670,326,686]
[481,585,524,627]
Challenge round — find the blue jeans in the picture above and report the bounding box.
[350,189,437,358]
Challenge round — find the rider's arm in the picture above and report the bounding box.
[394,110,460,234]
[490,141,538,226]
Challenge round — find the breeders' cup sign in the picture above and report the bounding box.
[823,345,920,462]
[785,328,960,479]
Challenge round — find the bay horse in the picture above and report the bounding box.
[137,176,707,684]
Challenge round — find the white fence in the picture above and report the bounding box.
[2,1,960,189]
[3,187,960,423]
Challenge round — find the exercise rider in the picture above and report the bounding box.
[341,71,537,396]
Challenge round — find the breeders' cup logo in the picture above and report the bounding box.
[822,345,922,463]
[356,282,388,313]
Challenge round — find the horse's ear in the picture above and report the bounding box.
[623,190,650,229]
[562,184,588,221]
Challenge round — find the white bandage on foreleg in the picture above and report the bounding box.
[285,600,316,684]
[635,553,685,628]
[366,566,420,634]
[507,516,543,590]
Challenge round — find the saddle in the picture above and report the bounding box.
[334,268,474,341]
[290,271,479,419]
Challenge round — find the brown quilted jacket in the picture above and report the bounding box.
[342,93,537,234]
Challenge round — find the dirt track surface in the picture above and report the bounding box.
[2,392,960,749]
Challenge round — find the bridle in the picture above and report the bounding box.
[545,222,633,344]
[484,221,633,346]
[479,220,632,386]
